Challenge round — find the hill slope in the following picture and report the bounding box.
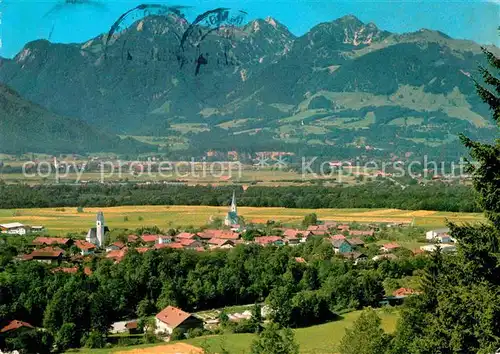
[0,84,154,154]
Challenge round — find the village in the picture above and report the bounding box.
[0,192,458,346]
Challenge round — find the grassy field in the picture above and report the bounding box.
[68,309,399,354]
[0,206,484,236]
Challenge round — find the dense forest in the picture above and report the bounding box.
[0,182,478,212]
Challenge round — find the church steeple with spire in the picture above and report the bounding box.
[225,191,239,226]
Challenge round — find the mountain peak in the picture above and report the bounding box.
[334,15,364,26]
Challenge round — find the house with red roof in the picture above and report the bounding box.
[348,237,365,248]
[254,236,285,246]
[176,232,198,240]
[0,320,34,333]
[106,248,128,263]
[178,239,204,249]
[155,242,184,250]
[106,241,125,252]
[330,234,346,241]
[128,235,139,243]
[197,230,240,240]
[141,234,159,243]
[294,257,307,264]
[32,236,72,247]
[74,240,96,255]
[26,247,64,264]
[381,243,401,253]
[207,238,235,249]
[306,225,330,236]
[155,306,203,335]
[349,230,375,237]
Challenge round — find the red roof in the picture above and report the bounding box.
[33,237,70,246]
[294,257,306,264]
[125,321,138,329]
[255,236,283,245]
[176,232,197,240]
[283,229,307,238]
[155,306,192,329]
[106,248,128,262]
[141,234,158,243]
[111,241,125,249]
[155,242,183,249]
[331,234,346,240]
[382,243,400,250]
[166,242,184,249]
[178,239,198,247]
[337,224,350,231]
[1,320,34,333]
[128,235,139,243]
[198,230,240,240]
[30,247,64,258]
[74,240,96,251]
[349,230,375,236]
[208,238,235,247]
[393,288,420,297]
[136,247,150,253]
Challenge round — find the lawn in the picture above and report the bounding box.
[67,309,399,354]
[0,206,484,236]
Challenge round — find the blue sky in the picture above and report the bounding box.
[0,0,498,58]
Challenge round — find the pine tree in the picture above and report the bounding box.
[460,47,500,230]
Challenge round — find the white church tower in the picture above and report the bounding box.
[86,211,107,248]
[96,211,106,247]
[224,191,239,226]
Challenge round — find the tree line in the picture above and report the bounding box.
[0,182,478,212]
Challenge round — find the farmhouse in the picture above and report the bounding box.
[74,240,96,255]
[141,234,158,243]
[425,228,450,241]
[343,252,368,265]
[32,237,72,247]
[207,238,235,249]
[106,241,125,252]
[381,243,400,253]
[332,239,353,254]
[25,247,64,264]
[254,236,285,246]
[198,230,240,240]
[155,306,203,335]
[0,223,29,235]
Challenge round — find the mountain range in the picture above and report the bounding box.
[0,14,498,157]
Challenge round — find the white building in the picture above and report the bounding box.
[0,223,28,235]
[426,228,450,241]
[155,306,203,336]
[86,212,108,248]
